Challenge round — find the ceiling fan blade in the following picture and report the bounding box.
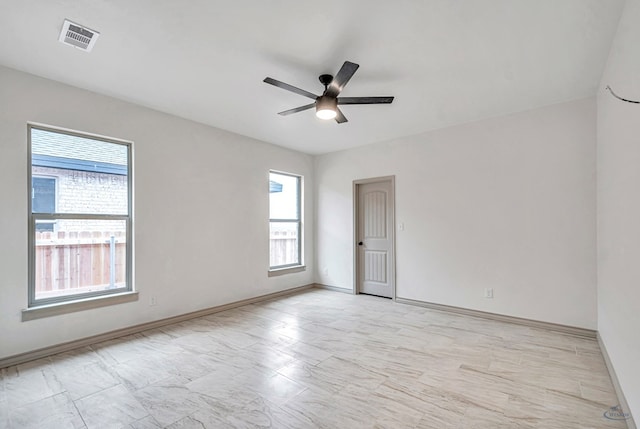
[338,96,394,105]
[263,77,318,100]
[325,61,359,98]
[335,107,348,124]
[278,103,316,116]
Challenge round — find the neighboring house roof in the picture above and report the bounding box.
[31,128,128,175]
[269,180,283,193]
[31,128,127,166]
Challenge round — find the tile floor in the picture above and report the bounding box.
[0,289,627,428]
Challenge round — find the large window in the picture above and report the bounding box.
[269,171,302,269]
[28,125,132,307]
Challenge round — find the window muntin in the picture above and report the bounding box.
[269,171,302,269]
[28,125,132,307]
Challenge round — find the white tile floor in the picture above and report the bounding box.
[0,289,627,428]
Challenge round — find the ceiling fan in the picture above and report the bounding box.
[263,61,394,123]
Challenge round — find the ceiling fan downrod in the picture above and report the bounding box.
[319,74,333,92]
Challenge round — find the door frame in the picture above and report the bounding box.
[353,175,396,299]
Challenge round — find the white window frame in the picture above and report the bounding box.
[269,170,303,272]
[27,124,133,309]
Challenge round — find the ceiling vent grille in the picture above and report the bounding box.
[59,19,100,52]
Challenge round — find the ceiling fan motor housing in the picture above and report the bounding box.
[319,74,333,88]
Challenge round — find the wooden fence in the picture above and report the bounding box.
[270,230,298,267]
[35,231,126,299]
[35,229,295,298]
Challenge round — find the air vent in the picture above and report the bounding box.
[59,19,100,52]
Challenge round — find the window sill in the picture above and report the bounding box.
[268,265,306,277]
[22,291,139,322]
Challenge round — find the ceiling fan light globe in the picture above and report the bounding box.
[316,108,337,120]
[316,96,338,120]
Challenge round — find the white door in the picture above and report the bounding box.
[357,179,394,298]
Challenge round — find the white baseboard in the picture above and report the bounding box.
[0,284,314,369]
[395,297,597,338]
[598,333,636,429]
[314,283,354,294]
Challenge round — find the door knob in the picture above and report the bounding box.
[358,241,363,246]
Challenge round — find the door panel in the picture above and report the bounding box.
[357,180,394,298]
[365,251,387,283]
[364,191,387,238]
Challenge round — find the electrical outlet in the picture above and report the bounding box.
[398,222,405,231]
[484,288,494,299]
[323,267,329,276]
[150,296,157,306]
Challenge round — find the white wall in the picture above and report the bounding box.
[0,66,314,359]
[316,98,597,329]
[597,0,640,419]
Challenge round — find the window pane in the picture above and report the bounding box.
[31,128,129,215]
[270,222,299,267]
[269,173,299,220]
[32,177,56,213]
[34,219,127,301]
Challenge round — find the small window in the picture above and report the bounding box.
[269,171,302,269]
[28,125,132,307]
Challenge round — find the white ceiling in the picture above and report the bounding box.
[0,1,625,154]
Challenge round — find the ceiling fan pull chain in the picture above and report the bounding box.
[606,85,640,104]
